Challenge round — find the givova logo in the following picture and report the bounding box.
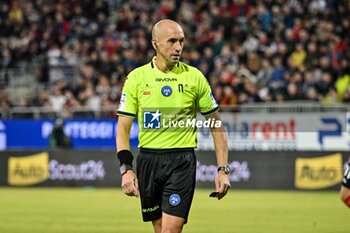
[295,153,342,189]
[143,110,161,129]
[8,152,49,186]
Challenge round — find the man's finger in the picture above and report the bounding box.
[122,184,130,195]
[219,183,226,193]
[123,187,133,196]
[123,182,136,196]
[218,179,228,193]
[215,180,220,192]
[216,183,230,200]
[133,178,139,197]
[224,183,231,192]
[217,188,228,200]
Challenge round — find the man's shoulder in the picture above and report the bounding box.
[177,62,205,81]
[127,62,153,82]
[130,62,152,75]
[178,62,210,87]
[178,61,201,73]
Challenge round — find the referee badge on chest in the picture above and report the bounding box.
[161,86,172,97]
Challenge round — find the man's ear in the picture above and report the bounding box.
[152,39,158,50]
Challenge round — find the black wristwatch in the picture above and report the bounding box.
[120,164,133,176]
[218,165,231,175]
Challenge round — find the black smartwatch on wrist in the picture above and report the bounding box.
[218,165,231,175]
[120,164,133,176]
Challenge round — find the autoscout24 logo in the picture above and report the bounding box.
[7,152,105,186]
[143,109,222,129]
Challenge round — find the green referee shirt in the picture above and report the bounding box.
[117,57,219,149]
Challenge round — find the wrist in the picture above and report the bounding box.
[120,164,133,176]
[217,165,231,175]
[117,150,134,176]
[218,170,229,175]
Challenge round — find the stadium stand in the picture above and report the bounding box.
[0,0,349,118]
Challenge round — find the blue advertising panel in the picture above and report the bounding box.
[0,119,139,150]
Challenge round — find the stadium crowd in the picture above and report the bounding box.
[0,0,350,115]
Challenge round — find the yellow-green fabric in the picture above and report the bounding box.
[117,57,218,149]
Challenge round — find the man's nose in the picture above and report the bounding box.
[174,42,182,52]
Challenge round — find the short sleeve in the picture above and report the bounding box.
[117,75,137,118]
[197,71,219,116]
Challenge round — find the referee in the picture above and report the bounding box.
[116,19,231,233]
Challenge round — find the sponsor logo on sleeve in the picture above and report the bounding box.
[118,93,126,110]
[210,92,218,107]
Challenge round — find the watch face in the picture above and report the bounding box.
[218,165,231,174]
[225,165,231,174]
[120,164,126,175]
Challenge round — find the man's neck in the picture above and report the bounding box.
[154,57,175,73]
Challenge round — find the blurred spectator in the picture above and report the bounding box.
[0,0,349,113]
[49,83,67,112]
[1,49,13,68]
[30,90,49,107]
[256,58,273,89]
[0,90,12,110]
[306,87,319,102]
[286,82,304,101]
[220,86,238,106]
[316,72,333,96]
[269,56,286,93]
[290,43,306,69]
[49,118,72,148]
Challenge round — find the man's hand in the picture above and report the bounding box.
[121,170,139,197]
[215,171,231,200]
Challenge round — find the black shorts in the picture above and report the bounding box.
[137,148,196,223]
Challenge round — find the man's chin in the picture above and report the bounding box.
[167,60,179,66]
[170,57,180,63]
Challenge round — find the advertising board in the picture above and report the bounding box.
[0,150,347,190]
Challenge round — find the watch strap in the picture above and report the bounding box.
[218,165,230,174]
[120,164,133,176]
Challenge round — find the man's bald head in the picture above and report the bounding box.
[152,19,184,41]
[151,19,185,70]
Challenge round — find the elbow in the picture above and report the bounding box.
[340,186,350,208]
[342,198,350,208]
[341,196,350,208]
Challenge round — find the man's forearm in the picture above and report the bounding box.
[116,116,133,152]
[208,112,229,166]
[211,128,229,166]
